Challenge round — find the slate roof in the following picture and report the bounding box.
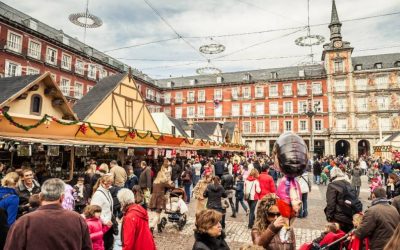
[196,122,220,137]
[384,132,400,142]
[0,74,42,105]
[73,73,127,120]
[222,122,237,139]
[352,53,400,71]
[168,118,211,140]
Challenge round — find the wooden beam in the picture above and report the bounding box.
[112,94,125,127]
[64,147,74,183]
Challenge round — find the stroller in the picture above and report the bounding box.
[299,230,351,250]
[164,188,188,231]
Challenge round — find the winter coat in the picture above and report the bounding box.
[182,170,193,185]
[221,173,234,190]
[17,180,40,210]
[313,161,322,176]
[351,168,362,187]
[214,160,225,176]
[171,164,181,182]
[354,198,400,250]
[297,172,311,194]
[0,187,19,226]
[4,204,92,250]
[204,183,227,213]
[251,223,296,250]
[110,165,127,187]
[235,180,245,199]
[149,181,174,211]
[86,217,110,250]
[193,179,209,200]
[392,195,400,214]
[244,177,261,201]
[325,179,353,225]
[124,174,138,190]
[258,172,276,199]
[386,180,400,199]
[62,184,75,211]
[192,231,230,250]
[381,164,392,174]
[0,209,8,250]
[91,186,113,225]
[121,204,156,250]
[138,167,152,189]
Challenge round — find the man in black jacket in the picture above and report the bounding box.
[17,168,41,216]
[221,167,236,218]
[214,158,225,179]
[313,159,322,184]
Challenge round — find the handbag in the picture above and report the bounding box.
[221,198,230,209]
[245,182,255,201]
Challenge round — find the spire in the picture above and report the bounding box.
[331,0,340,24]
[329,0,342,42]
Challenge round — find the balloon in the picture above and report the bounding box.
[272,132,308,178]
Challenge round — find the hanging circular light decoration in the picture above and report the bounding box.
[196,66,222,75]
[69,12,103,28]
[295,34,325,47]
[199,43,225,54]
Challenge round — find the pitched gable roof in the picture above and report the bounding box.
[73,73,127,120]
[196,122,220,136]
[0,74,42,106]
[222,122,236,139]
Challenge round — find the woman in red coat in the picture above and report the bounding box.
[117,188,156,250]
[258,165,276,200]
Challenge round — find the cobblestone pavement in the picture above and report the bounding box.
[137,176,371,249]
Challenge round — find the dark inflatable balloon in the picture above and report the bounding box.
[272,132,308,178]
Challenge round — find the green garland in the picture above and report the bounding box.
[88,122,112,136]
[3,111,48,131]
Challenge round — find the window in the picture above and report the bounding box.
[61,53,72,70]
[354,64,362,70]
[187,106,195,118]
[242,87,251,99]
[164,107,171,116]
[214,89,222,100]
[7,31,22,53]
[357,97,367,112]
[335,99,347,112]
[46,47,58,65]
[355,78,367,90]
[232,104,240,117]
[5,60,21,77]
[314,120,322,131]
[28,40,41,59]
[284,121,292,131]
[270,120,279,132]
[271,72,278,79]
[313,100,323,112]
[298,100,307,113]
[87,85,93,93]
[198,90,205,102]
[26,67,39,75]
[269,102,278,115]
[30,95,42,115]
[175,92,182,103]
[60,78,70,96]
[376,76,388,89]
[243,103,251,116]
[256,121,264,133]
[198,106,205,118]
[269,85,278,97]
[175,107,182,119]
[256,103,264,116]
[75,59,84,75]
[242,121,251,133]
[377,96,388,110]
[74,82,83,99]
[88,64,97,79]
[164,93,171,104]
[283,84,292,96]
[374,63,382,69]
[187,91,195,103]
[255,86,264,98]
[334,60,343,73]
[214,104,222,117]
[231,87,239,100]
[357,118,369,131]
[156,93,161,103]
[312,82,322,95]
[284,101,293,114]
[381,117,391,131]
[299,120,307,131]
[337,119,348,131]
[99,69,108,79]
[297,83,307,96]
[334,79,346,92]
[28,19,38,30]
[146,89,155,100]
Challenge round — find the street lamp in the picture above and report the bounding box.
[303,99,319,157]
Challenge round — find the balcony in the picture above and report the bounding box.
[231,94,240,101]
[197,97,206,103]
[213,95,223,101]
[255,94,264,99]
[175,98,183,104]
[283,91,293,97]
[145,95,156,102]
[186,97,195,103]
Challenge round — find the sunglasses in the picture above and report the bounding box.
[266,212,281,218]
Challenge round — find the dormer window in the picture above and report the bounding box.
[354,64,362,71]
[374,63,382,69]
[271,72,278,79]
[30,94,42,115]
[189,79,197,85]
[217,76,224,83]
[298,70,305,77]
[243,73,251,81]
[394,61,400,67]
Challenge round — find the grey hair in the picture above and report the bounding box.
[41,178,65,201]
[117,188,135,208]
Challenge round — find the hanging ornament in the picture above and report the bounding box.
[79,123,88,135]
[128,130,136,139]
[44,116,52,128]
[214,99,220,108]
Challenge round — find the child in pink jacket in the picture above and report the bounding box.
[83,205,111,250]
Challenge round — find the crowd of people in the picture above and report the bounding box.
[0,150,399,250]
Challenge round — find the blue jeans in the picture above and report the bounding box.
[247,200,258,228]
[235,197,248,213]
[314,175,320,184]
[184,183,191,203]
[193,175,200,187]
[300,193,308,218]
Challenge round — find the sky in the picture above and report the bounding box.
[3,0,400,79]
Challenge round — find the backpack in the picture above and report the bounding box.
[332,182,363,217]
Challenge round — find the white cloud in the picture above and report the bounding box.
[3,0,400,78]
